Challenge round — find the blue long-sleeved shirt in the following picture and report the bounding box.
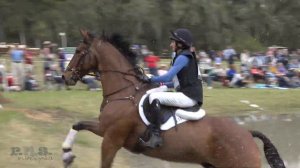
[150,55,189,83]
[11,49,24,62]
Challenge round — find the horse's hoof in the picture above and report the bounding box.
[62,152,76,168]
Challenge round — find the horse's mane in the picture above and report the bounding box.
[103,33,138,67]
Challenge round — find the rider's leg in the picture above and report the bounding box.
[149,92,197,108]
[140,99,163,148]
[141,92,197,148]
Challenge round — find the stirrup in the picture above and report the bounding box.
[139,133,163,148]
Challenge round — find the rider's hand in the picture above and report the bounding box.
[139,75,151,83]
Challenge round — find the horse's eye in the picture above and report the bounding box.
[75,50,80,54]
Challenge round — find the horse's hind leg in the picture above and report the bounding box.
[62,120,100,168]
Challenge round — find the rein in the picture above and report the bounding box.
[99,68,145,106]
[66,40,148,108]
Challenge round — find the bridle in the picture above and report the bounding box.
[65,40,148,107]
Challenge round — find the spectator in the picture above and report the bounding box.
[240,50,250,65]
[209,63,226,82]
[223,46,236,65]
[10,45,25,89]
[81,75,101,91]
[158,64,168,76]
[144,52,160,76]
[58,48,66,73]
[224,64,237,86]
[250,65,265,83]
[24,71,39,91]
[214,51,223,65]
[6,73,21,91]
[229,73,250,88]
[24,48,34,73]
[42,41,55,84]
[275,62,293,87]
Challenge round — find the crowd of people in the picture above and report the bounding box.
[140,44,300,89]
[197,46,300,89]
[0,42,101,92]
[1,41,300,92]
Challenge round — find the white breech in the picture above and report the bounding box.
[149,92,197,108]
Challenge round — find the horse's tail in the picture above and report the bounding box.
[250,130,286,168]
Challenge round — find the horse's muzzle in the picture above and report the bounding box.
[62,75,77,86]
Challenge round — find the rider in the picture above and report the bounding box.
[140,28,203,148]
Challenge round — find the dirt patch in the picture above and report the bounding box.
[3,107,79,123]
[0,94,11,104]
[24,111,54,123]
[4,107,55,123]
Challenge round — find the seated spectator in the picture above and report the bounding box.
[224,64,237,86]
[208,63,226,82]
[6,73,21,91]
[250,65,265,82]
[229,73,250,88]
[24,72,39,91]
[288,59,300,70]
[81,75,101,91]
[240,64,251,78]
[214,51,223,65]
[275,62,295,88]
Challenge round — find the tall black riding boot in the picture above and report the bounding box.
[140,99,163,148]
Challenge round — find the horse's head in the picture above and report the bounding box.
[63,29,97,85]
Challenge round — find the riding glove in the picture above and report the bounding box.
[139,75,151,83]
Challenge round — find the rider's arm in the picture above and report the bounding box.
[150,55,189,83]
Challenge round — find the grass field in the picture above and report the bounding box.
[0,88,300,167]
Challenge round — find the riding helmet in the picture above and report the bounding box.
[170,28,193,47]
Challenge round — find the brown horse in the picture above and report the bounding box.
[62,29,285,168]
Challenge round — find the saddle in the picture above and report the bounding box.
[138,86,206,131]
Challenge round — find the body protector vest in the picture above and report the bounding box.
[172,50,203,106]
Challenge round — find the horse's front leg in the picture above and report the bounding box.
[62,119,100,168]
[101,121,133,168]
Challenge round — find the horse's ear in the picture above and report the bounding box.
[80,29,94,43]
[79,29,88,38]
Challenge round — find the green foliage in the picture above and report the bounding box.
[232,34,265,52]
[1,0,300,51]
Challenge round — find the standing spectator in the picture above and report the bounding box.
[144,52,160,76]
[58,48,66,73]
[240,50,250,65]
[223,46,236,65]
[10,45,25,89]
[207,49,217,61]
[24,48,34,73]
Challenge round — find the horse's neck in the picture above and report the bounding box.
[97,44,137,97]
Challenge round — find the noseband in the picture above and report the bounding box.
[65,49,90,82]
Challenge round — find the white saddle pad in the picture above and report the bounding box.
[138,86,206,131]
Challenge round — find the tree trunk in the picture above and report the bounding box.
[19,30,26,45]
